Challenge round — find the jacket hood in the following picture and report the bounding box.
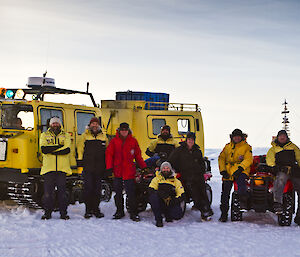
[272,139,292,148]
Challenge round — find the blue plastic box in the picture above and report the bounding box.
[116,91,169,110]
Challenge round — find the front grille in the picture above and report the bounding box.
[0,138,7,161]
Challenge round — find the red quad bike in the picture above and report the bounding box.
[231,155,295,226]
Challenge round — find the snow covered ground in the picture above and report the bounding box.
[1,148,300,257]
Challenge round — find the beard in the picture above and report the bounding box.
[161,133,170,141]
[51,126,61,135]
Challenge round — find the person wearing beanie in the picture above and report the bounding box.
[40,116,71,220]
[148,162,184,227]
[106,122,147,222]
[266,130,300,224]
[77,117,108,219]
[168,131,213,221]
[218,128,253,222]
[146,124,179,161]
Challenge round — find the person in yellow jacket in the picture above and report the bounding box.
[146,125,180,162]
[148,162,184,227]
[77,117,108,219]
[40,117,72,220]
[266,130,300,224]
[218,129,253,222]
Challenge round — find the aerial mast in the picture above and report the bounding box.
[282,99,290,136]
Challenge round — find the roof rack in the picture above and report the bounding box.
[5,86,97,107]
[101,100,200,112]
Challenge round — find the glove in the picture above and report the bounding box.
[157,184,176,200]
[220,170,230,179]
[232,166,244,179]
[105,168,113,179]
[76,160,84,168]
[77,167,83,174]
[141,167,151,174]
[281,166,292,174]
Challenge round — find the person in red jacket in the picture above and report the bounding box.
[106,122,147,221]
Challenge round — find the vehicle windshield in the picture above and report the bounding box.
[1,104,34,130]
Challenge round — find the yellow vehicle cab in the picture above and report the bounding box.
[0,77,111,208]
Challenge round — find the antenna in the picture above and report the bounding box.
[42,71,47,85]
[282,99,290,136]
[86,82,89,93]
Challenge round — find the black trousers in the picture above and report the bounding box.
[185,175,211,214]
[113,178,137,215]
[43,171,68,215]
[83,169,102,213]
[220,173,248,213]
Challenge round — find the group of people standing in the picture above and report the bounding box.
[39,116,300,227]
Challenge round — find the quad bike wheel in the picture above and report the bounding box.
[231,191,243,221]
[100,180,113,202]
[278,192,295,226]
[206,183,213,206]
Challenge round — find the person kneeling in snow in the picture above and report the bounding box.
[148,162,184,227]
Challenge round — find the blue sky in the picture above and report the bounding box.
[1,0,300,148]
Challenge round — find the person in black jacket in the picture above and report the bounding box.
[77,117,108,219]
[168,132,213,220]
[146,125,180,160]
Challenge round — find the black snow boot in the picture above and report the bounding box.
[84,213,93,219]
[201,206,214,221]
[156,219,163,227]
[113,211,125,220]
[273,202,283,215]
[94,209,104,218]
[84,206,93,219]
[219,212,228,222]
[165,217,173,223]
[130,213,141,222]
[41,210,52,220]
[60,213,70,220]
[294,215,300,225]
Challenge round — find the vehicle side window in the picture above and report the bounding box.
[177,119,190,134]
[152,119,166,135]
[40,108,63,132]
[76,112,95,135]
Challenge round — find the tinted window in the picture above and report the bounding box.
[77,112,95,135]
[152,119,166,135]
[40,108,63,132]
[1,104,34,130]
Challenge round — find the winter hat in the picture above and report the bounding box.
[119,122,129,130]
[277,130,288,138]
[160,162,174,178]
[49,117,62,126]
[160,161,173,171]
[161,125,171,133]
[89,117,100,125]
[231,129,243,137]
[186,132,196,140]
